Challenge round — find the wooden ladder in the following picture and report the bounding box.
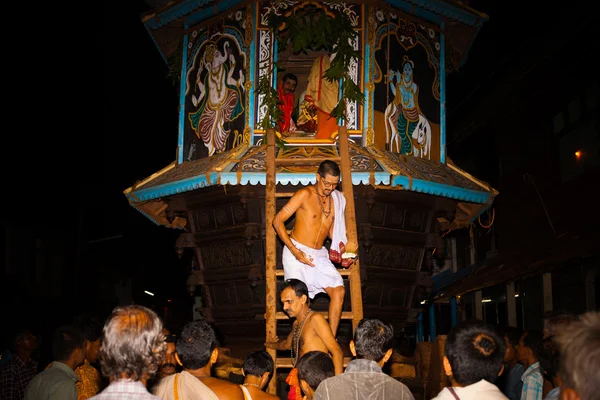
[264,126,364,395]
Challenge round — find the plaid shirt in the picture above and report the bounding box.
[0,356,38,400]
[521,362,544,400]
[90,380,161,400]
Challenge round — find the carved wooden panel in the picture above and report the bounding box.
[202,240,253,270]
[364,244,422,270]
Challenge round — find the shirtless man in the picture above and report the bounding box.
[272,160,355,337]
[265,279,343,400]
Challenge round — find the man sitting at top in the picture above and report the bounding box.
[277,73,298,136]
[273,160,355,338]
[265,279,343,400]
[313,318,414,400]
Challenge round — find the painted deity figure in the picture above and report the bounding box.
[385,55,421,155]
[189,41,244,156]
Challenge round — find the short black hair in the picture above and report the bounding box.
[317,160,340,178]
[498,326,523,347]
[522,330,544,359]
[296,351,334,391]
[445,319,505,386]
[72,313,103,342]
[282,73,298,84]
[243,350,274,377]
[538,345,560,380]
[176,320,219,369]
[282,279,309,301]
[52,325,86,362]
[354,318,394,362]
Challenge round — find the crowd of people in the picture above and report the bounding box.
[1,160,598,399]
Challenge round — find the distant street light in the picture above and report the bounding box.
[144,290,155,296]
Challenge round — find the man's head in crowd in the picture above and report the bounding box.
[516,330,544,368]
[242,350,274,390]
[176,320,219,370]
[72,313,103,364]
[98,305,166,382]
[52,325,87,369]
[444,319,506,386]
[351,318,394,366]
[555,312,600,400]
[501,326,523,364]
[297,351,334,400]
[158,333,178,378]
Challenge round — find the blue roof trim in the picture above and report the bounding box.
[144,0,245,30]
[129,171,391,203]
[391,175,491,204]
[405,0,484,26]
[133,172,220,202]
[386,0,442,24]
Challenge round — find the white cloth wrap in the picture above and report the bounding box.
[282,238,344,298]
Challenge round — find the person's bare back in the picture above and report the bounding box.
[199,376,244,400]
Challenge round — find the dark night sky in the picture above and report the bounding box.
[6,0,579,325]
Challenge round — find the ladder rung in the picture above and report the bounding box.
[274,311,354,320]
[274,157,341,165]
[275,192,297,198]
[276,269,350,276]
[276,356,353,369]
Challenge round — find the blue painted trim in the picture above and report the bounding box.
[429,303,436,342]
[450,297,457,327]
[363,42,370,146]
[145,0,243,30]
[387,0,442,24]
[129,171,391,203]
[440,23,446,164]
[417,313,424,342]
[132,173,220,202]
[177,32,189,165]
[248,3,256,142]
[391,175,491,204]
[404,0,484,26]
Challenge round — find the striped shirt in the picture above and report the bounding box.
[521,362,544,400]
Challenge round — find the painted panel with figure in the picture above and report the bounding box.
[184,10,252,161]
[372,7,441,161]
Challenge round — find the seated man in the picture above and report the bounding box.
[297,351,334,400]
[299,54,339,140]
[313,318,414,400]
[277,73,298,136]
[240,350,278,400]
[433,319,507,400]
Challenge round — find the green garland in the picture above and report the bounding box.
[256,3,365,138]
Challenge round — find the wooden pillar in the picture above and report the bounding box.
[506,282,517,327]
[338,126,363,330]
[450,297,457,327]
[429,304,436,342]
[265,128,277,394]
[474,290,483,320]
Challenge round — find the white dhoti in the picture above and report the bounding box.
[283,238,344,298]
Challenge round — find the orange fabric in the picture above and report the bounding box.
[286,368,302,400]
[315,109,338,139]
